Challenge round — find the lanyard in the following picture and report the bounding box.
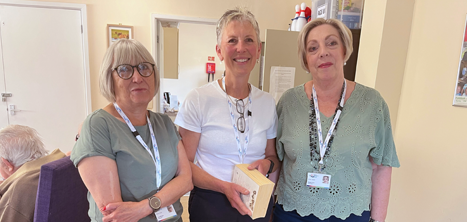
[311,80,347,170]
[113,102,162,189]
[222,77,251,163]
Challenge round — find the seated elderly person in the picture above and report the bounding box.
[0,125,66,222]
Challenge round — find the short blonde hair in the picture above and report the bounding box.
[216,7,261,46]
[99,39,159,102]
[297,18,353,73]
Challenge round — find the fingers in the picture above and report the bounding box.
[247,159,269,175]
[232,183,249,195]
[101,203,118,215]
[233,196,252,216]
[228,183,252,216]
[247,160,261,170]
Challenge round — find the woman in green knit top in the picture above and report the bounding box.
[273,19,400,222]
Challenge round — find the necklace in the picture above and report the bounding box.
[224,82,251,109]
[309,80,346,172]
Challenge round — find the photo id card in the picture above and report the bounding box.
[306,172,331,189]
[155,204,177,221]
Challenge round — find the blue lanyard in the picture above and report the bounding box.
[222,77,251,163]
[113,103,162,189]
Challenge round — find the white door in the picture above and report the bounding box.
[0,3,90,153]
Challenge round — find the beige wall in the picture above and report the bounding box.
[162,23,221,104]
[358,0,467,221]
[30,0,297,111]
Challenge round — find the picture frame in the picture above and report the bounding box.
[107,24,133,46]
[453,16,467,107]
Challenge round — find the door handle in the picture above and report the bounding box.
[1,93,12,102]
[8,105,21,115]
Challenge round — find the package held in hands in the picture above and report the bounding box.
[232,164,275,219]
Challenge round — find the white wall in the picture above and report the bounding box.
[162,23,224,105]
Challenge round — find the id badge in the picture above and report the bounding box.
[306,172,331,189]
[155,204,177,221]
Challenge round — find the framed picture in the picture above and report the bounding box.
[107,24,133,46]
[453,16,467,107]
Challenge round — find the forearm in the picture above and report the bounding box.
[77,156,122,209]
[371,165,392,221]
[190,162,230,193]
[155,170,193,208]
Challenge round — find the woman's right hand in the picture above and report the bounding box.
[101,200,152,222]
[221,181,252,216]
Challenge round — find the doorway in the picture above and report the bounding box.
[151,14,217,113]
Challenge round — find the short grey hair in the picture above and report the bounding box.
[297,18,353,73]
[216,7,261,46]
[0,125,48,168]
[99,39,159,102]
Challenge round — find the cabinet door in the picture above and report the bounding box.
[262,29,311,95]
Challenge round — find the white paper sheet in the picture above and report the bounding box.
[269,66,296,103]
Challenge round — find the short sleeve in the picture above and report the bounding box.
[369,99,400,167]
[266,100,278,139]
[70,111,115,167]
[159,112,181,142]
[174,89,202,133]
[275,94,286,161]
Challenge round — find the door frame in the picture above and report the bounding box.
[150,14,217,112]
[0,0,92,114]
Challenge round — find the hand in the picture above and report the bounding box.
[101,201,151,222]
[248,159,271,175]
[221,182,251,216]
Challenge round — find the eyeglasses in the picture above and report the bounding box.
[113,62,155,80]
[236,99,245,133]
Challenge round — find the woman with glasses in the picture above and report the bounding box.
[70,39,192,222]
[174,7,279,222]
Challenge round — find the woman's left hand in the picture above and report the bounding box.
[247,139,279,176]
[248,159,271,175]
[101,201,151,222]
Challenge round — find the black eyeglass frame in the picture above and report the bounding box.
[112,62,155,80]
[236,99,246,133]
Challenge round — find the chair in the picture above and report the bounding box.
[34,156,90,222]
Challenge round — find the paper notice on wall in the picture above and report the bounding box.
[269,66,295,103]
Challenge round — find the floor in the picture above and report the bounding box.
[181,195,189,221]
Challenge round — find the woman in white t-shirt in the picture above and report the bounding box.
[174,7,279,222]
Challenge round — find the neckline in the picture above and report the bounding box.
[299,82,361,118]
[101,108,149,127]
[218,77,251,100]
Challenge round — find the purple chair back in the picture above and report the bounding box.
[34,156,90,222]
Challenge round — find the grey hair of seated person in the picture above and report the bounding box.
[0,125,48,168]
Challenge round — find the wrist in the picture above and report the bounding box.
[147,195,162,218]
[266,159,274,178]
[218,180,230,194]
[141,199,153,217]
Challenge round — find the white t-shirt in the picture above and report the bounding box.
[175,80,278,182]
